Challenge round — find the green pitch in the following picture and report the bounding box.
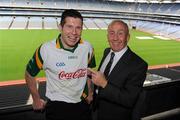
[0,29,180,81]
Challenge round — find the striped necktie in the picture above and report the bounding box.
[104,52,115,78]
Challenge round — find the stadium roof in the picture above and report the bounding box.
[107,0,180,3]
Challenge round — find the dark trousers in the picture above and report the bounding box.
[45,100,92,120]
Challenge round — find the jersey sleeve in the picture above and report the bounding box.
[81,42,96,100]
[26,45,43,77]
[81,82,88,100]
[88,45,96,68]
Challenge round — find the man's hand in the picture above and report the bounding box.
[87,68,107,88]
[85,91,93,104]
[32,98,46,112]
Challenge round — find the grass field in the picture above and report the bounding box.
[0,29,180,81]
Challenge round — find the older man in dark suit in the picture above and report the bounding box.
[88,20,148,120]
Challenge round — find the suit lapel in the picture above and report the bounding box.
[98,48,111,71]
[108,47,132,80]
[93,49,111,109]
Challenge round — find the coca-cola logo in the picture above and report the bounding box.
[58,69,87,80]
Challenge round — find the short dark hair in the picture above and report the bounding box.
[60,9,83,26]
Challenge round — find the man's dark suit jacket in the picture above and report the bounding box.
[94,47,148,120]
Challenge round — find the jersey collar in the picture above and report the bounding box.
[56,34,83,53]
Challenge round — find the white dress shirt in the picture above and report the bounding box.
[100,46,128,75]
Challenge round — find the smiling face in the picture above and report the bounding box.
[59,16,83,49]
[107,20,130,52]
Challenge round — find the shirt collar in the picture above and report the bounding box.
[56,34,83,53]
[110,46,128,58]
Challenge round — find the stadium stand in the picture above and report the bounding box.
[28,17,42,29]
[43,17,58,29]
[0,0,179,39]
[0,80,46,120]
[0,16,13,29]
[84,18,99,29]
[10,16,27,29]
[93,18,108,29]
